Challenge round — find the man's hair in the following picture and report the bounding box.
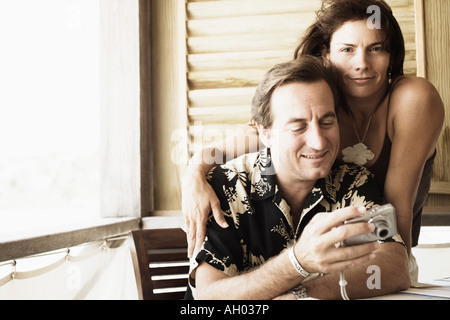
[294,0,405,78]
[251,55,338,128]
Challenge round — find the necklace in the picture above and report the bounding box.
[341,107,376,166]
[341,84,392,166]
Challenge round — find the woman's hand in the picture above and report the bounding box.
[182,168,228,258]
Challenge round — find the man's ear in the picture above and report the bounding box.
[255,122,271,148]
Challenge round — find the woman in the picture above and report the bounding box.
[182,0,444,280]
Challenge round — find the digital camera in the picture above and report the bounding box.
[343,204,397,246]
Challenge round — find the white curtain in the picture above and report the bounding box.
[0,237,138,300]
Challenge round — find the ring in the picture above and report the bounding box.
[335,241,344,248]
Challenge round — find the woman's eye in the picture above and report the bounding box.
[370,45,386,53]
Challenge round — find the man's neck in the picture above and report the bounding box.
[276,175,316,221]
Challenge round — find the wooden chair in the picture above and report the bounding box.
[130,228,189,300]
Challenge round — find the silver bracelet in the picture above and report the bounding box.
[288,245,310,278]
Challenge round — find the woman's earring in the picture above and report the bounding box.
[388,67,392,85]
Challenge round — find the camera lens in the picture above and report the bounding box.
[374,221,389,239]
[378,228,389,238]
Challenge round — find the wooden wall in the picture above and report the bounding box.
[424,0,450,206]
[151,0,188,211]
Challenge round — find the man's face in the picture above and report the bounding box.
[259,80,340,183]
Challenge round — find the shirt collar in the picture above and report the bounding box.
[248,148,277,201]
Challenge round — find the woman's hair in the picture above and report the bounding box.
[251,56,338,128]
[294,0,405,77]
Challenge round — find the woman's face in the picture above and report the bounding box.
[325,20,391,100]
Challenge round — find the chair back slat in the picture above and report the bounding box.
[152,278,189,290]
[148,249,188,262]
[150,265,189,276]
[130,228,189,300]
[152,291,186,300]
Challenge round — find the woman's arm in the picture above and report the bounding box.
[182,123,261,257]
[384,76,444,252]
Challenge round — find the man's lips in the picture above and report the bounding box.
[301,152,327,160]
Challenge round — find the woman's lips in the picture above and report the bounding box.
[349,76,376,85]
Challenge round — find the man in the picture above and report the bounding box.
[188,56,410,300]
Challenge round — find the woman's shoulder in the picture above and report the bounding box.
[389,75,444,115]
[387,75,444,142]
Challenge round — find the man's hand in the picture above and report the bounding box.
[295,206,379,274]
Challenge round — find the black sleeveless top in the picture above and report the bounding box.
[338,78,436,247]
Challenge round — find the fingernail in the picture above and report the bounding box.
[357,206,366,213]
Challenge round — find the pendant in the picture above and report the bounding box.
[342,143,375,166]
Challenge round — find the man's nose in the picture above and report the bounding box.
[306,125,327,150]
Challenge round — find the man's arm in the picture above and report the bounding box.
[194,207,380,300]
[295,166,410,299]
[303,241,410,300]
[195,250,303,300]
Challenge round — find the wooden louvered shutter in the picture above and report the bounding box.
[185,0,419,156]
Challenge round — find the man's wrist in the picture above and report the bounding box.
[291,284,308,300]
[288,245,311,278]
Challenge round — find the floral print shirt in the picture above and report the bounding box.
[190,148,403,287]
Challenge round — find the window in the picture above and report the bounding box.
[0,0,101,233]
[0,0,144,263]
